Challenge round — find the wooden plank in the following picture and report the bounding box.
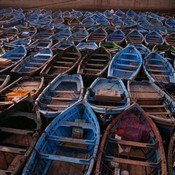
[104,156,159,167]
[48,135,95,145]
[38,152,90,165]
[59,121,94,129]
[0,146,26,154]
[0,127,33,135]
[109,138,156,148]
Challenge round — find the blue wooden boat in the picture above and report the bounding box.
[77,47,111,80]
[11,48,53,77]
[0,76,44,111]
[0,99,41,175]
[108,45,142,80]
[165,33,175,46]
[76,42,98,55]
[147,12,165,22]
[85,77,130,114]
[17,24,37,39]
[95,15,110,26]
[0,74,10,91]
[68,18,81,26]
[126,29,145,44]
[114,9,125,18]
[127,80,175,126]
[133,44,151,59]
[103,9,114,20]
[95,103,167,175]
[126,9,138,19]
[82,16,95,27]
[40,45,81,79]
[70,10,83,19]
[153,45,175,66]
[2,12,24,28]
[0,27,19,42]
[34,29,54,39]
[5,39,31,48]
[28,39,53,51]
[111,16,124,28]
[106,29,125,45]
[122,17,137,29]
[0,46,27,74]
[36,74,84,118]
[50,28,71,42]
[52,39,74,52]
[145,31,164,48]
[86,27,107,44]
[30,15,52,28]
[22,100,100,175]
[165,17,175,28]
[143,52,175,85]
[70,28,89,44]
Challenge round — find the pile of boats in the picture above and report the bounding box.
[0,7,175,175]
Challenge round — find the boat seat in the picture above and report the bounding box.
[116,63,137,68]
[0,127,34,135]
[118,58,137,62]
[108,137,157,149]
[38,152,90,165]
[52,65,70,69]
[89,58,107,62]
[49,97,78,101]
[86,63,104,68]
[60,56,76,60]
[41,103,69,108]
[0,146,26,154]
[113,68,133,72]
[148,69,168,73]
[47,135,95,146]
[59,121,94,129]
[122,53,138,57]
[104,156,161,168]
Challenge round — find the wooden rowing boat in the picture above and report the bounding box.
[0,27,19,42]
[126,29,145,44]
[36,74,84,118]
[108,45,142,80]
[85,77,130,114]
[145,31,164,48]
[143,52,175,84]
[11,48,53,77]
[165,33,175,46]
[86,27,107,44]
[0,46,27,74]
[127,80,175,126]
[40,45,81,80]
[106,29,125,46]
[95,103,167,175]
[0,76,44,111]
[77,47,111,80]
[28,39,53,51]
[22,100,100,175]
[0,99,41,175]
